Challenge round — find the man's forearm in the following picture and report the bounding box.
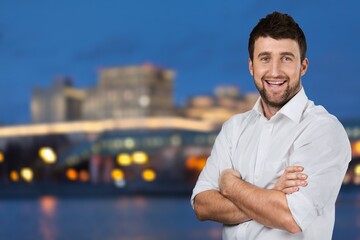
[194,189,251,225]
[221,177,301,233]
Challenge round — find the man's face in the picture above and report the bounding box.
[249,37,308,109]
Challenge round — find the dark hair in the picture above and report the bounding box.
[248,12,307,61]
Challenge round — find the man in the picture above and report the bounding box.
[191,12,351,239]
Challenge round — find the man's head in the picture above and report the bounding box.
[248,12,307,62]
[248,12,309,118]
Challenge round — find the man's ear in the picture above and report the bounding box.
[248,58,254,76]
[300,58,309,77]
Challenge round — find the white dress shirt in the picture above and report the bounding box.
[191,88,351,240]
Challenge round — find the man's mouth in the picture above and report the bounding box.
[265,80,286,86]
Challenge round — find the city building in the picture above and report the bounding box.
[31,64,175,123]
[83,63,175,120]
[31,77,85,123]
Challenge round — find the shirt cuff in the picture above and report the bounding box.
[190,180,218,209]
[286,192,319,231]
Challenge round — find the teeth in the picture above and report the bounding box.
[267,81,284,85]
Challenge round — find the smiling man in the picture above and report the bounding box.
[191,12,351,239]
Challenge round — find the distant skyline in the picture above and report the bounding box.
[0,0,359,125]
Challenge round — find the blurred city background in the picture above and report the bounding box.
[0,0,359,239]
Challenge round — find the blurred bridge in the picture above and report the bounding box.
[0,116,359,195]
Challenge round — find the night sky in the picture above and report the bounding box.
[0,0,359,125]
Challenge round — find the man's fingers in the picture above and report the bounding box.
[284,165,304,174]
[273,165,308,194]
[286,172,307,180]
[285,179,308,187]
[283,187,300,194]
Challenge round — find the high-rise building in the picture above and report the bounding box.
[83,63,175,120]
[31,64,175,123]
[31,77,85,123]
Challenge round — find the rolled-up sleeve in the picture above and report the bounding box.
[286,116,351,231]
[190,119,235,208]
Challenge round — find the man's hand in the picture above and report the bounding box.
[219,168,241,197]
[273,166,308,194]
[218,168,302,233]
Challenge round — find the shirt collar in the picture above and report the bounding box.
[252,87,308,123]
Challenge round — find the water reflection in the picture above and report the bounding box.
[40,196,57,217]
[39,196,58,240]
[4,193,359,240]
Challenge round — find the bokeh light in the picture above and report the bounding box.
[124,138,135,149]
[185,156,207,171]
[117,153,132,166]
[142,169,156,182]
[20,168,34,182]
[79,170,90,182]
[132,151,148,165]
[66,168,78,181]
[354,140,360,155]
[354,164,360,176]
[10,171,19,182]
[111,169,125,181]
[39,147,57,164]
[0,152,4,163]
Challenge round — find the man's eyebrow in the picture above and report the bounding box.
[257,52,270,58]
[257,51,296,58]
[280,52,296,57]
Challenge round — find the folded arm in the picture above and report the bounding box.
[194,189,250,225]
[193,166,307,227]
[219,169,301,233]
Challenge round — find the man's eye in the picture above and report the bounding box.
[282,56,292,62]
[260,57,269,62]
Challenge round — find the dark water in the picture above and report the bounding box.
[0,189,358,240]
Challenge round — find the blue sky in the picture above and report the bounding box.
[0,0,359,124]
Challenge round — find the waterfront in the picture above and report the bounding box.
[0,188,359,240]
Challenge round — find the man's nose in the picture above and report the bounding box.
[269,60,281,77]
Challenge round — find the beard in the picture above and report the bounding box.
[254,75,301,109]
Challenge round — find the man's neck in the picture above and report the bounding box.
[260,100,281,120]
